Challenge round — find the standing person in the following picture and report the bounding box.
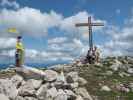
[94,46,100,63]
[86,48,93,64]
[15,36,24,67]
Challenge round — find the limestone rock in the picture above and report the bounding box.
[66,75,74,83]
[18,79,36,96]
[127,68,133,74]
[15,67,31,77]
[0,94,9,100]
[11,74,23,88]
[106,71,113,76]
[70,82,79,89]
[64,89,76,99]
[0,79,18,99]
[66,72,79,83]
[110,60,122,71]
[76,95,84,100]
[27,79,42,89]
[54,89,68,100]
[101,85,111,92]
[119,72,130,77]
[36,83,49,100]
[53,82,71,90]
[24,97,38,100]
[127,57,133,64]
[44,70,58,82]
[15,96,25,100]
[15,67,45,79]
[78,77,87,86]
[57,71,66,83]
[76,88,93,100]
[46,87,58,99]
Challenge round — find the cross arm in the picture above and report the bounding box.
[75,23,89,27]
[75,23,104,27]
[91,23,104,26]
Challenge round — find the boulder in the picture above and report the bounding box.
[0,94,9,100]
[127,68,133,74]
[49,64,73,73]
[47,87,58,99]
[110,64,119,71]
[66,72,79,83]
[54,89,68,100]
[53,82,71,90]
[44,70,58,82]
[78,77,87,86]
[24,97,38,100]
[101,85,111,92]
[66,75,74,83]
[15,96,25,100]
[64,89,77,99]
[15,67,31,77]
[18,79,36,96]
[56,71,66,83]
[52,81,63,89]
[127,57,133,64]
[119,72,130,77]
[11,74,23,88]
[76,95,84,100]
[110,60,122,71]
[15,67,45,79]
[70,82,79,89]
[0,79,18,99]
[27,79,42,90]
[36,83,49,100]
[75,88,93,100]
[106,71,113,76]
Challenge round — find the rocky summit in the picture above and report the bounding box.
[0,67,92,100]
[0,56,133,100]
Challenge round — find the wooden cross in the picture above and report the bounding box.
[75,16,104,50]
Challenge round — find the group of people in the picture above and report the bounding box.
[85,46,100,64]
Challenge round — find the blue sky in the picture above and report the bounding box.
[0,0,133,64]
[17,0,132,24]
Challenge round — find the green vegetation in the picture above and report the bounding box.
[77,58,133,100]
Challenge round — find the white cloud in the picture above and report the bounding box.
[25,49,74,62]
[48,37,67,44]
[48,38,84,52]
[73,38,84,48]
[100,13,133,57]
[0,7,105,39]
[0,38,16,50]
[0,48,74,63]
[47,37,89,60]
[0,7,63,37]
[25,49,38,58]
[116,9,121,14]
[0,0,20,9]
[59,11,105,38]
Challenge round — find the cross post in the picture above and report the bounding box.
[75,16,104,50]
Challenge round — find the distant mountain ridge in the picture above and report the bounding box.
[0,61,70,69]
